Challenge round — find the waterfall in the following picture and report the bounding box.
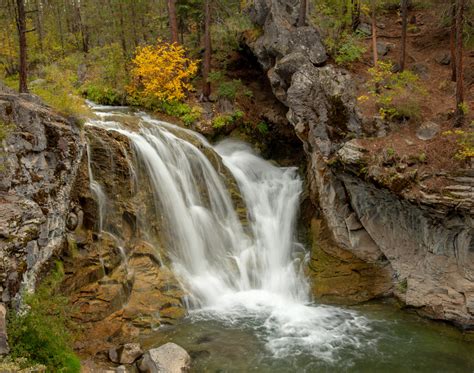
[85,104,372,361]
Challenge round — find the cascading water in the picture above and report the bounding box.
[85,103,372,362]
[84,103,474,372]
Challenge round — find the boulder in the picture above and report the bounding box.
[376,42,391,56]
[109,343,143,365]
[138,343,191,373]
[416,121,440,141]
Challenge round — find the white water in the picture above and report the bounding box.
[85,105,373,361]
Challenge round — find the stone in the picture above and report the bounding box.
[435,52,451,66]
[116,365,128,373]
[109,343,143,365]
[138,343,191,373]
[337,140,366,164]
[416,121,440,141]
[0,303,9,355]
[411,63,429,79]
[357,22,372,36]
[376,42,391,56]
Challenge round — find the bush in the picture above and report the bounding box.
[128,40,198,102]
[82,84,125,105]
[443,125,474,161]
[363,61,426,121]
[159,100,202,126]
[333,33,366,65]
[212,110,244,128]
[8,261,80,373]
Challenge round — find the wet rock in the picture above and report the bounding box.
[138,343,191,373]
[109,343,143,364]
[66,212,79,231]
[416,121,440,140]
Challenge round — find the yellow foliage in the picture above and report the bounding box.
[128,40,198,102]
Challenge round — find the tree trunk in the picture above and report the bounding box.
[371,0,378,66]
[34,0,44,54]
[351,0,361,31]
[450,0,456,82]
[454,0,465,127]
[297,0,307,27]
[399,0,408,71]
[16,0,28,93]
[201,0,211,100]
[167,0,179,43]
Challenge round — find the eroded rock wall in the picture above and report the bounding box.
[0,88,84,305]
[246,0,473,327]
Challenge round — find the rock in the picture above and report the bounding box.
[411,63,429,79]
[435,52,451,65]
[357,22,372,36]
[109,343,143,365]
[337,140,366,164]
[416,121,440,141]
[138,343,191,373]
[0,303,9,355]
[376,42,391,56]
[116,365,128,373]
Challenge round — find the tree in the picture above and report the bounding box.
[201,0,211,100]
[351,0,361,31]
[298,0,307,26]
[370,0,378,66]
[450,0,456,82]
[454,0,465,127]
[399,0,408,71]
[168,0,179,43]
[15,0,28,93]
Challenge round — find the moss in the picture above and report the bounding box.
[7,261,80,373]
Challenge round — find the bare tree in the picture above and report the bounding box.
[450,0,456,82]
[371,0,378,66]
[201,0,211,100]
[15,0,28,93]
[454,0,465,127]
[399,0,408,71]
[297,0,307,27]
[167,0,179,43]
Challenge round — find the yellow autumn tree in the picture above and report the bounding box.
[128,40,198,102]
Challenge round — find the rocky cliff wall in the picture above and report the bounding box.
[246,0,473,328]
[0,86,84,306]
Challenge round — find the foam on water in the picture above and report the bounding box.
[85,106,375,364]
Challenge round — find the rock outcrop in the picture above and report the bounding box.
[246,0,473,328]
[0,89,84,304]
[138,343,191,373]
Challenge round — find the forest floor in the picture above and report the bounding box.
[341,3,473,195]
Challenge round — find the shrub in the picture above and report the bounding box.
[8,261,80,373]
[212,110,244,128]
[333,33,366,65]
[364,61,426,121]
[128,40,198,102]
[82,84,125,105]
[443,125,474,161]
[159,100,202,126]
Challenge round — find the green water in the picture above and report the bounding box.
[140,301,474,373]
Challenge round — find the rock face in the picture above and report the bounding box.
[62,125,187,356]
[138,343,191,373]
[0,303,9,355]
[246,0,473,328]
[0,90,83,304]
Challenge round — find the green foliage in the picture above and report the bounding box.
[256,121,269,135]
[159,101,202,126]
[208,72,251,102]
[82,84,124,105]
[443,125,474,160]
[364,61,426,121]
[332,33,367,65]
[7,261,80,373]
[212,110,244,128]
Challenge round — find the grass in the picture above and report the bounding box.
[7,261,81,373]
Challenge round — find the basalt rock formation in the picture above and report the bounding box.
[246,0,473,328]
